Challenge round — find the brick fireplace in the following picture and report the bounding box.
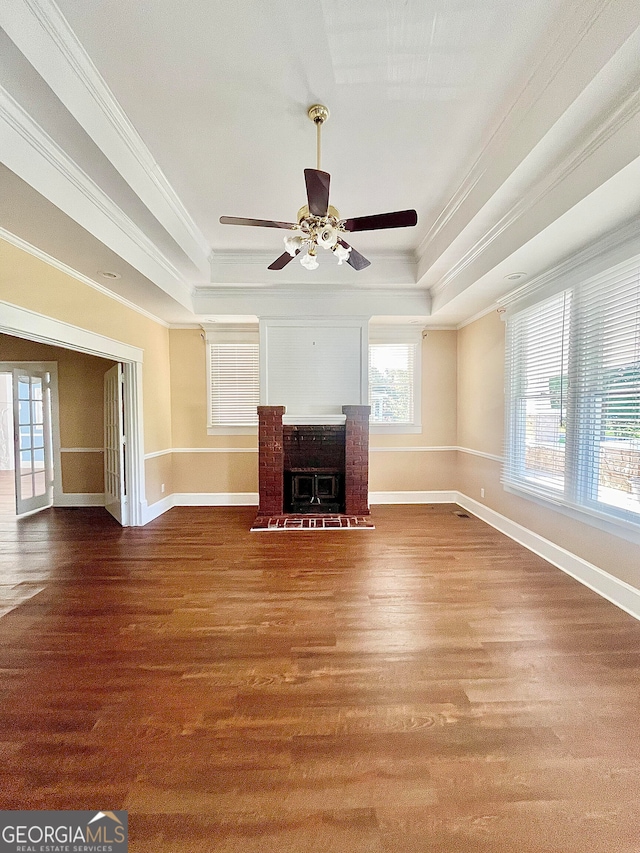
[257,405,371,517]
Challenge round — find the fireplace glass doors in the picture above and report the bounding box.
[286,469,343,514]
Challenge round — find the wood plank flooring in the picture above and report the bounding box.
[0,503,639,852]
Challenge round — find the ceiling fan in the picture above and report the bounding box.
[219,104,418,271]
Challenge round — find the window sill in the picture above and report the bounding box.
[207,426,258,435]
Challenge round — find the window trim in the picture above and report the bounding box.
[503,256,640,536]
[368,325,422,434]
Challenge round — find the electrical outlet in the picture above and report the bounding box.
[480,488,485,498]
[161,483,165,493]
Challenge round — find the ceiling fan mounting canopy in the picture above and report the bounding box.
[307,104,330,125]
[219,104,417,271]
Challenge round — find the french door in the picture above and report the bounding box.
[12,367,53,516]
[104,364,127,525]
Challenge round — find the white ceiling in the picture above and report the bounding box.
[1,0,640,326]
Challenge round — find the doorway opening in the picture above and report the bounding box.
[1,304,145,525]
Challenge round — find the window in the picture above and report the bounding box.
[205,325,259,431]
[369,327,421,432]
[504,263,640,527]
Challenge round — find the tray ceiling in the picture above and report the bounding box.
[1,0,640,324]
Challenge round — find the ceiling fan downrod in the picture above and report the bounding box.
[308,104,329,171]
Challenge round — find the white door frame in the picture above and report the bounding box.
[0,301,145,526]
[103,363,126,525]
[0,362,62,511]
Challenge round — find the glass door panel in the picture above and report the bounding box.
[12,369,52,515]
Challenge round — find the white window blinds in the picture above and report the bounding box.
[504,290,571,501]
[504,264,640,525]
[573,267,640,517]
[205,325,259,428]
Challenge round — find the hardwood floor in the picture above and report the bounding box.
[0,504,639,852]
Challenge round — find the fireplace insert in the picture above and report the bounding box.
[285,468,344,514]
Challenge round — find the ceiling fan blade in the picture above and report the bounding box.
[268,250,299,270]
[220,216,296,229]
[342,209,418,232]
[304,169,331,217]
[338,239,371,271]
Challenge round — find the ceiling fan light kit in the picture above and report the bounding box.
[219,104,418,271]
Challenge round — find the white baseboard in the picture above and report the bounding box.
[143,492,259,523]
[174,492,259,507]
[456,494,640,622]
[54,492,105,507]
[142,494,175,524]
[369,490,458,504]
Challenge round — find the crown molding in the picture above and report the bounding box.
[0,228,170,328]
[0,86,194,310]
[211,249,416,267]
[415,0,617,266]
[0,0,211,275]
[192,285,431,319]
[421,325,458,331]
[498,217,640,314]
[209,250,419,292]
[455,304,501,330]
[429,79,640,297]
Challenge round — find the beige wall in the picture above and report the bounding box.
[456,310,504,456]
[0,240,172,505]
[169,328,257,451]
[456,309,639,587]
[0,332,114,494]
[168,328,258,495]
[173,451,257,494]
[370,329,458,492]
[145,452,173,506]
[168,327,460,496]
[369,449,456,493]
